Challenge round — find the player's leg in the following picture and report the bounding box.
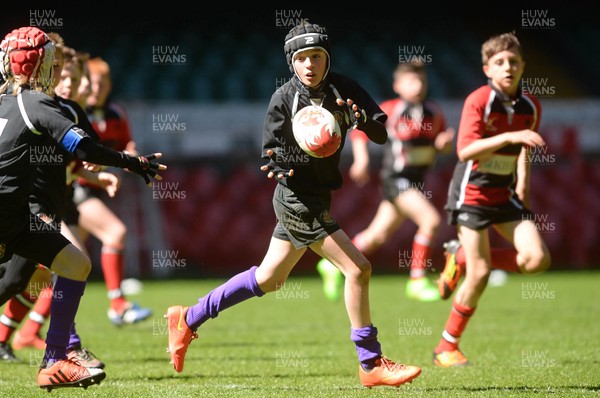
[352,200,404,255]
[77,196,151,325]
[493,219,551,274]
[15,232,105,390]
[312,229,372,326]
[395,189,441,301]
[56,220,105,367]
[312,230,421,387]
[316,200,402,301]
[0,260,48,361]
[0,256,39,307]
[11,266,53,351]
[166,237,301,372]
[14,220,87,350]
[434,225,491,367]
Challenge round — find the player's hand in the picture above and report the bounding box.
[510,130,546,148]
[260,149,294,180]
[125,152,167,185]
[336,98,367,128]
[434,127,456,151]
[97,172,120,197]
[82,162,105,172]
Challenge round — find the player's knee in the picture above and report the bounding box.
[68,257,91,281]
[468,262,491,285]
[426,213,442,232]
[27,267,53,295]
[78,256,92,279]
[522,249,551,274]
[346,258,371,283]
[108,222,127,243]
[53,253,91,281]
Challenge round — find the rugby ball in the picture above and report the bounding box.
[292,105,342,158]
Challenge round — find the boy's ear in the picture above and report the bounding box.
[482,64,491,78]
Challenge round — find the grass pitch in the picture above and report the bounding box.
[0,270,598,397]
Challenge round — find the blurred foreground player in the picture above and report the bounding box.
[0,26,165,390]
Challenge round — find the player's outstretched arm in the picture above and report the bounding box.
[60,127,166,185]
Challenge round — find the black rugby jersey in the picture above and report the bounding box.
[27,96,98,218]
[0,89,77,214]
[262,72,387,193]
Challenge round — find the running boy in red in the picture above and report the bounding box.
[433,32,551,367]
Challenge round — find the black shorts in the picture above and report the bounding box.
[0,208,70,267]
[272,184,340,249]
[72,182,106,207]
[63,185,80,226]
[381,173,426,202]
[447,199,533,230]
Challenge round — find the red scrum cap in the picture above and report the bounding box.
[0,26,55,86]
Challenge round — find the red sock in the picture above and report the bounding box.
[491,248,521,273]
[435,301,476,353]
[101,247,128,312]
[0,292,35,343]
[19,286,52,338]
[410,232,432,279]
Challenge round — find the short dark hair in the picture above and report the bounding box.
[481,31,523,64]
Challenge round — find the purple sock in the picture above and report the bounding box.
[67,322,81,352]
[351,325,382,369]
[43,277,86,366]
[186,266,264,330]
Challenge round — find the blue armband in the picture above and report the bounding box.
[60,127,84,153]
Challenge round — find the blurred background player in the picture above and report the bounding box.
[71,56,152,325]
[74,50,91,109]
[316,61,455,302]
[164,21,422,388]
[433,32,551,367]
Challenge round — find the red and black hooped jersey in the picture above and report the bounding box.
[86,102,132,151]
[446,84,541,209]
[379,98,446,178]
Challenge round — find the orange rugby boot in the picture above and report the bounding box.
[67,347,105,369]
[433,349,470,368]
[165,305,198,372]
[358,356,422,388]
[37,359,106,391]
[437,239,464,300]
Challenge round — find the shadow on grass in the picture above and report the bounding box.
[414,385,600,393]
[125,371,349,382]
